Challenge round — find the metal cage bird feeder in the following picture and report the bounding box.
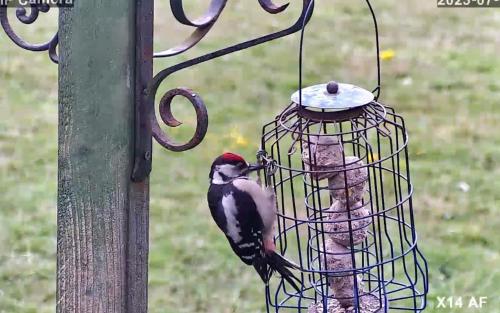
[256,3,429,313]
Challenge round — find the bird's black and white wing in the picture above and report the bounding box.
[208,180,299,288]
[216,186,266,266]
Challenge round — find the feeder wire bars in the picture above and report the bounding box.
[257,1,429,312]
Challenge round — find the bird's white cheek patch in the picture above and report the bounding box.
[211,172,225,185]
[222,193,243,243]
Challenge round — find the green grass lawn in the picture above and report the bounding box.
[1,1,499,312]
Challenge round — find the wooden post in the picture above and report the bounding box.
[57,1,152,312]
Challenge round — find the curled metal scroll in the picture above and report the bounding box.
[154,0,291,58]
[151,88,208,152]
[258,0,290,14]
[0,4,59,63]
[149,0,314,152]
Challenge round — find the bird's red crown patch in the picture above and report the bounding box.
[222,152,245,163]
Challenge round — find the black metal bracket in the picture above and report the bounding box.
[131,0,315,182]
[0,1,316,182]
[132,0,154,182]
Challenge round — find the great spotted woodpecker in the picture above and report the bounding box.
[207,152,300,291]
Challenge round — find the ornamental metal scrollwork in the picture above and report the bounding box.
[154,0,290,58]
[1,0,316,181]
[151,87,208,152]
[149,0,314,154]
[0,4,59,63]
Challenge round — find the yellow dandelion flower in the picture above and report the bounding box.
[380,49,395,61]
[235,135,248,147]
[229,128,249,147]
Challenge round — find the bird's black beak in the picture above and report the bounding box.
[245,163,265,174]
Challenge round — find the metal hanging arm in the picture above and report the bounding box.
[0,1,314,182]
[0,0,336,183]
[132,0,315,182]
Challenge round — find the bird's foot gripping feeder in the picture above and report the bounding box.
[259,81,428,312]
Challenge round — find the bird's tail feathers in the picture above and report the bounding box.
[253,257,272,284]
[267,252,302,292]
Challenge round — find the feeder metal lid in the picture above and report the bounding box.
[291,81,374,111]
